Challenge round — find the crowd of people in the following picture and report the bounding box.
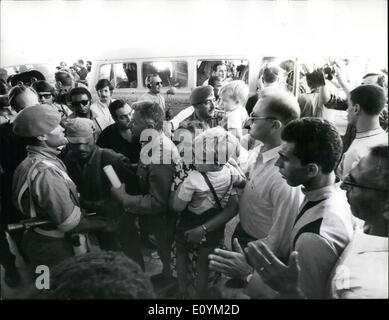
[0,59,388,299]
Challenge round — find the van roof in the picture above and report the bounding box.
[90,44,293,62]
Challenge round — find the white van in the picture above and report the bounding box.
[87,53,299,116]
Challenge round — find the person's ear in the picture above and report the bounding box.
[306,163,319,177]
[272,120,282,131]
[353,103,361,115]
[37,134,47,142]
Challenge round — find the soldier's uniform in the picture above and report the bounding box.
[12,104,83,269]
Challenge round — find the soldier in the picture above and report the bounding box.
[12,104,110,270]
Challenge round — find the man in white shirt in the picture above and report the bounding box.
[246,145,388,299]
[140,75,166,112]
[208,90,302,286]
[90,79,115,131]
[245,118,355,299]
[337,84,388,179]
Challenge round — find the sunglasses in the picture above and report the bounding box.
[341,179,388,193]
[72,100,89,107]
[153,82,163,86]
[38,93,52,99]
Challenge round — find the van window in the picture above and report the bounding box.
[98,64,113,82]
[259,57,295,93]
[98,63,137,89]
[113,63,137,88]
[142,61,188,88]
[196,59,249,86]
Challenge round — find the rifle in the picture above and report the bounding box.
[7,212,97,233]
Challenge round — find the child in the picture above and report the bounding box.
[218,80,249,140]
[171,127,246,298]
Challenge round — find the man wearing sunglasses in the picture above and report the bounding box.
[140,74,166,112]
[31,80,72,122]
[66,87,103,139]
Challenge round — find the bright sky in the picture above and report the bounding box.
[0,0,387,68]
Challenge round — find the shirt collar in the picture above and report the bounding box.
[355,127,384,139]
[97,100,109,108]
[301,182,338,202]
[258,145,281,164]
[26,145,61,160]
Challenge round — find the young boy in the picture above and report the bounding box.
[171,127,246,298]
[218,80,249,140]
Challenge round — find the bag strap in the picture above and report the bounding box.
[200,172,223,210]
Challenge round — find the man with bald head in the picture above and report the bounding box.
[209,90,302,288]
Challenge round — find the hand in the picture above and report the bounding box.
[184,226,205,244]
[208,238,252,278]
[246,241,301,295]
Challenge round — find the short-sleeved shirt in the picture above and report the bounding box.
[177,164,241,215]
[337,128,388,179]
[329,231,388,299]
[12,145,81,233]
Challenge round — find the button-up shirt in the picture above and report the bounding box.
[90,99,115,131]
[239,145,302,258]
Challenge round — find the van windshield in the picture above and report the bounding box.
[142,61,188,88]
[196,59,249,86]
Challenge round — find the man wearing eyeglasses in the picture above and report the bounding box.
[140,74,166,112]
[245,145,388,299]
[244,118,355,299]
[66,87,104,140]
[209,90,301,288]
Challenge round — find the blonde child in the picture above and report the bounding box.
[218,80,249,140]
[171,127,246,298]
